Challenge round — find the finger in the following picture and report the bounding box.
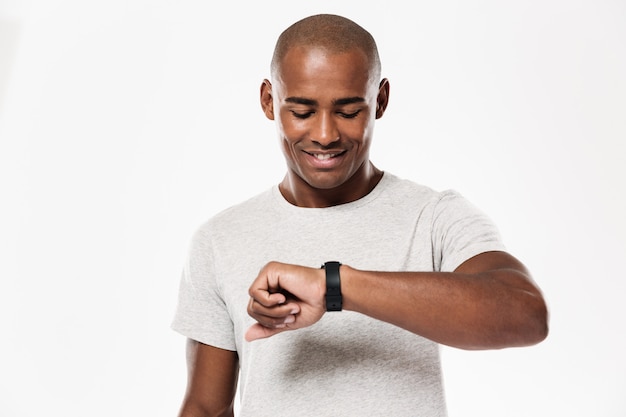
[248,288,287,308]
[248,298,300,317]
[248,300,299,327]
[251,313,296,329]
[245,323,286,342]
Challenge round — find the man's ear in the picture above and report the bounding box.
[375,78,390,119]
[260,79,275,120]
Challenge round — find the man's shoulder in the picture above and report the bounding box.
[217,186,275,217]
[194,186,277,235]
[381,172,448,202]
[377,173,478,222]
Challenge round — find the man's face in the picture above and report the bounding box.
[262,46,386,196]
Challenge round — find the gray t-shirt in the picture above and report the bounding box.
[172,172,505,416]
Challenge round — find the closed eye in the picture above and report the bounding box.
[338,110,361,119]
[292,111,314,119]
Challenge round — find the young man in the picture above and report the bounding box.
[172,14,548,417]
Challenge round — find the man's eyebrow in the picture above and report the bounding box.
[284,96,365,106]
[285,97,317,105]
[333,97,365,106]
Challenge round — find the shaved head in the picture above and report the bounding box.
[270,14,381,82]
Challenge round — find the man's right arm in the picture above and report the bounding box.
[178,339,239,417]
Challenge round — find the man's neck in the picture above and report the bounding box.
[279,163,383,208]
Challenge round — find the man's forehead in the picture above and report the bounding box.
[273,46,370,80]
[280,45,369,66]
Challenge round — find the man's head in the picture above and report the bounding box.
[270,14,382,84]
[261,14,389,207]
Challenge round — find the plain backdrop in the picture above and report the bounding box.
[1,1,624,416]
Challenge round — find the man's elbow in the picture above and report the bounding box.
[490,293,549,350]
[530,295,549,344]
[516,293,549,347]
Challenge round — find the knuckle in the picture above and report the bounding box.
[263,260,279,271]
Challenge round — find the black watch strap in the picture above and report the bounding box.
[322,261,342,311]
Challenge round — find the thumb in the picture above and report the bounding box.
[245,323,285,342]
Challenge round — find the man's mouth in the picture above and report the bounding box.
[313,153,336,160]
[306,151,345,160]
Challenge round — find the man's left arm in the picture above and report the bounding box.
[245,251,548,350]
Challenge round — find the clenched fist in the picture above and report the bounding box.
[245,261,327,341]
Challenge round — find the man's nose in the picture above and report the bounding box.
[311,112,340,146]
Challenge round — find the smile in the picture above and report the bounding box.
[314,153,337,160]
[305,151,346,160]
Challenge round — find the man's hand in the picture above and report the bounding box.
[245,261,326,342]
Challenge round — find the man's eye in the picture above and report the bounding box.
[292,111,313,119]
[339,110,360,119]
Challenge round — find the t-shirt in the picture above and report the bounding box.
[172,172,506,416]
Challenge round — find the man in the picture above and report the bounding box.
[172,14,548,417]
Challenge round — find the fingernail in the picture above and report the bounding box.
[284,315,295,324]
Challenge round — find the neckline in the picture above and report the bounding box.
[272,171,392,212]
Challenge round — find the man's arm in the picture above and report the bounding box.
[245,251,548,350]
[177,339,239,417]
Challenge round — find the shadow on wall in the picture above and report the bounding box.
[0,19,20,116]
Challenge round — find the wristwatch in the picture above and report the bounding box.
[321,261,342,311]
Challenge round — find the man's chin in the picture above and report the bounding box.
[304,175,348,191]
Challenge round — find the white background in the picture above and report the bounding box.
[1,1,624,416]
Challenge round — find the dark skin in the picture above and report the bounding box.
[245,252,547,350]
[178,45,548,416]
[266,46,388,208]
[178,340,238,417]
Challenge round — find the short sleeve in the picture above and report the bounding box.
[171,226,237,351]
[432,191,506,272]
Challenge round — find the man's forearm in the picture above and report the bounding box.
[341,252,548,350]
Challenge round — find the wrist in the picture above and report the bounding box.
[322,261,342,311]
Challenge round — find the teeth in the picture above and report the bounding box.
[314,154,335,160]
